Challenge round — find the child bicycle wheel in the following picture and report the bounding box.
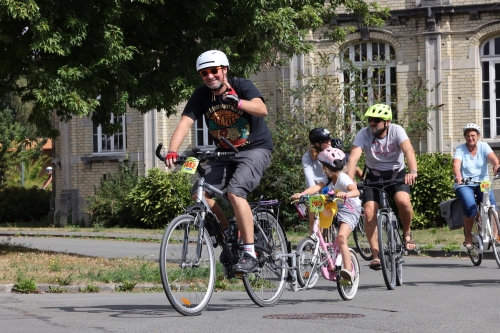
[337,248,360,300]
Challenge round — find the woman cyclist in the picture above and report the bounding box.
[453,123,500,249]
[292,147,361,284]
[302,128,332,235]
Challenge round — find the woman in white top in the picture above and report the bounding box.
[301,128,332,233]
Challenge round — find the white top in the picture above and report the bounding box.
[302,151,324,188]
[321,172,361,211]
[453,141,493,183]
[353,124,409,172]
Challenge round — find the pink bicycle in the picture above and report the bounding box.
[287,194,360,300]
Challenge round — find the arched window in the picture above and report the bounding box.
[341,42,397,126]
[481,37,500,139]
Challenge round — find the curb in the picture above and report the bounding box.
[0,283,164,294]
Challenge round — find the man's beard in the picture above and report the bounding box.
[370,125,385,137]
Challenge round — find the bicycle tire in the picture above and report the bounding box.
[378,213,396,290]
[488,208,500,268]
[295,237,320,289]
[336,248,360,300]
[392,215,403,286]
[353,214,373,261]
[159,214,216,316]
[464,218,483,266]
[243,211,287,307]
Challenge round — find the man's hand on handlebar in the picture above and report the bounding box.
[405,172,417,185]
[165,151,179,169]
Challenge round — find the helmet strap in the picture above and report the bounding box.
[374,121,389,138]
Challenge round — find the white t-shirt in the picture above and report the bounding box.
[453,141,493,182]
[321,172,361,211]
[353,124,409,172]
[302,151,324,188]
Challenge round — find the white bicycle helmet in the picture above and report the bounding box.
[318,147,346,171]
[463,123,481,135]
[196,50,230,71]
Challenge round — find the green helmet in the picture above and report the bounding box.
[364,104,392,120]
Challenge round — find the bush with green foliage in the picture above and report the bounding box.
[85,163,139,227]
[0,186,51,222]
[410,152,455,229]
[128,168,192,229]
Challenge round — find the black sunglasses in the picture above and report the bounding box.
[199,66,222,77]
[367,117,384,124]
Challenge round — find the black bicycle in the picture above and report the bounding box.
[357,178,406,290]
[155,139,287,316]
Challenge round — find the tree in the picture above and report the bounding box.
[0,107,44,185]
[0,0,389,137]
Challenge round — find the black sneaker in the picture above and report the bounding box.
[232,253,259,273]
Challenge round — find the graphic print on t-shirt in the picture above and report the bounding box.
[371,141,397,157]
[206,105,250,148]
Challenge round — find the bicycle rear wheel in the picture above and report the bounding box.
[488,209,500,268]
[243,211,287,307]
[337,248,360,300]
[378,213,396,290]
[159,214,216,316]
[464,219,483,266]
[295,237,320,289]
[353,214,373,261]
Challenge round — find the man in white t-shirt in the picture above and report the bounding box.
[346,104,418,270]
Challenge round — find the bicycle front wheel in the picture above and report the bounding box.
[393,216,403,286]
[464,219,483,266]
[159,214,216,316]
[353,214,373,261]
[337,248,360,300]
[378,213,396,290]
[295,237,320,289]
[488,209,500,268]
[243,211,287,307]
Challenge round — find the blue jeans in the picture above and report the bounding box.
[455,185,497,218]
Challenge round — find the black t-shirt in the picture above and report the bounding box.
[182,77,273,151]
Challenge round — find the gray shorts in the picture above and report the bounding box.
[336,206,360,231]
[192,148,271,199]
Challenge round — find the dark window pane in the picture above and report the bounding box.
[482,62,489,81]
[355,44,360,62]
[389,46,395,59]
[483,101,490,118]
[483,119,491,138]
[208,135,214,145]
[361,43,367,61]
[392,104,398,120]
[483,82,490,99]
[496,82,500,99]
[372,42,379,60]
[343,71,350,84]
[93,134,98,152]
[390,67,396,84]
[362,69,367,81]
[497,120,500,137]
[484,41,490,55]
[495,37,500,55]
[197,130,203,146]
[496,63,500,80]
[391,84,397,101]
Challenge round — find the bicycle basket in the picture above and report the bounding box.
[319,201,338,228]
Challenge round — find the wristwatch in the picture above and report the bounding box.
[410,170,417,174]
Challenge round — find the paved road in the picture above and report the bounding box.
[1,233,499,332]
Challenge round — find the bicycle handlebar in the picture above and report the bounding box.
[460,174,500,185]
[155,138,239,165]
[293,194,344,205]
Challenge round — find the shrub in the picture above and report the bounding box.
[85,163,139,227]
[410,152,455,229]
[0,186,51,222]
[128,168,192,229]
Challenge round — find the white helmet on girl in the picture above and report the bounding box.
[318,147,346,171]
[463,123,481,135]
[196,50,230,71]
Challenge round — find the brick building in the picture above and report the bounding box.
[51,0,500,224]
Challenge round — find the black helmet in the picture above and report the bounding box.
[331,138,343,150]
[309,128,331,145]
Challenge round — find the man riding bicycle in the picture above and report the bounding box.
[346,104,418,270]
[164,50,273,273]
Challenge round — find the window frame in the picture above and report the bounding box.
[195,117,215,148]
[92,114,127,154]
[480,37,500,140]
